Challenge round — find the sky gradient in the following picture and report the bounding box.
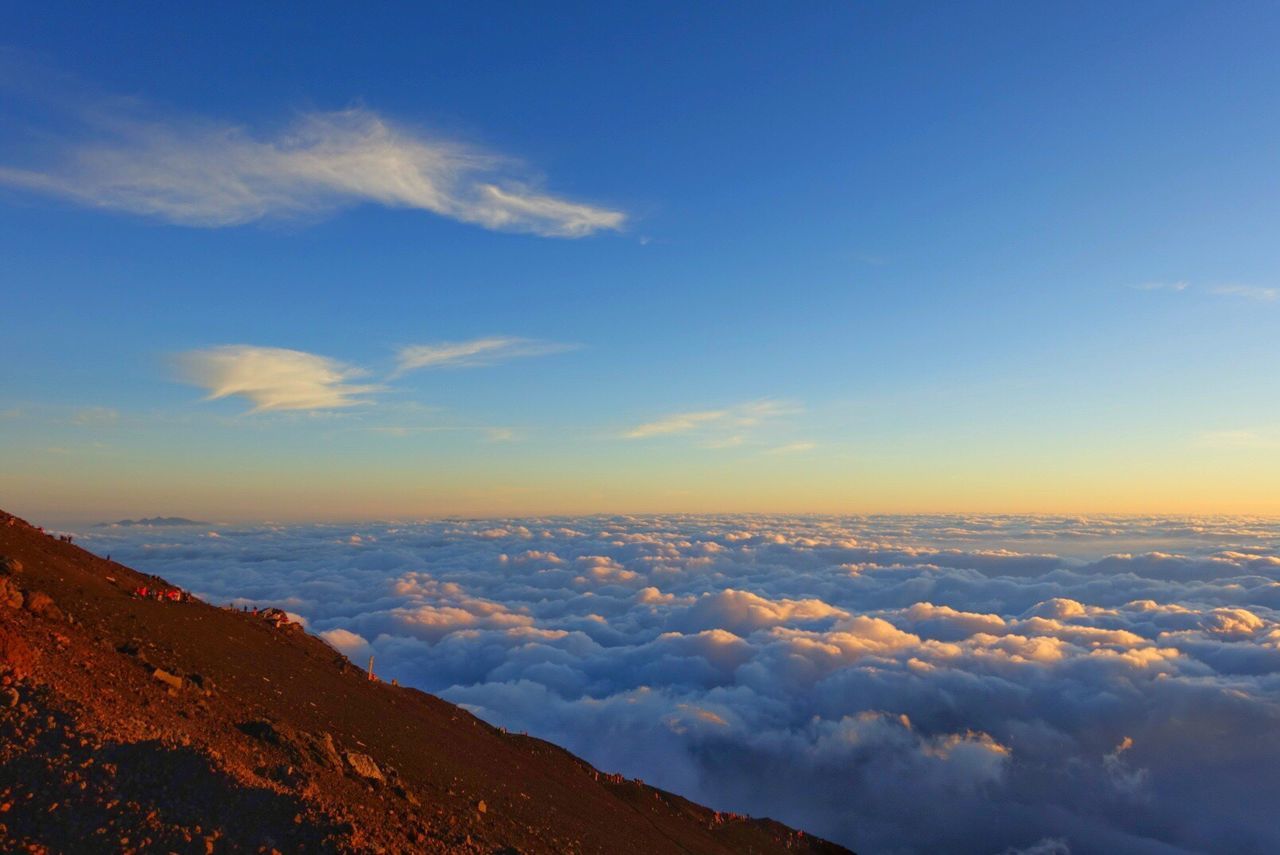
[3,2,1280,523]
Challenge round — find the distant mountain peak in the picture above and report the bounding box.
[95,516,208,528]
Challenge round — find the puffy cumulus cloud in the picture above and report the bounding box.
[899,602,1007,639]
[572,555,640,586]
[1201,607,1266,637]
[318,627,374,662]
[78,514,1280,854]
[0,103,624,237]
[371,572,535,642]
[176,345,379,411]
[675,589,848,635]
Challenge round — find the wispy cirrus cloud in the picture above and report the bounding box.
[1130,280,1189,292]
[0,99,625,237]
[625,409,731,439]
[624,399,797,440]
[763,440,817,455]
[176,345,380,412]
[177,337,575,413]
[1196,428,1280,450]
[1131,280,1277,302]
[485,427,520,443]
[1211,285,1279,302]
[393,336,577,376]
[70,406,120,427]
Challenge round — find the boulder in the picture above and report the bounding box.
[0,576,22,609]
[344,751,384,782]
[0,556,22,575]
[238,719,284,745]
[307,731,344,769]
[152,668,184,691]
[0,626,35,676]
[25,590,63,621]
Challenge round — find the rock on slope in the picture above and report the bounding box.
[0,510,853,854]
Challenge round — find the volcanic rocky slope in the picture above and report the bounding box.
[0,509,853,854]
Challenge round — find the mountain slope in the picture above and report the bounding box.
[0,509,853,854]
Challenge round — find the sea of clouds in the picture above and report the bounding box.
[77,515,1280,854]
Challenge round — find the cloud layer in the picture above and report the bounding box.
[0,106,624,237]
[79,515,1280,854]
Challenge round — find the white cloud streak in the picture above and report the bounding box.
[624,400,796,439]
[393,336,576,376]
[70,407,120,427]
[1197,428,1280,450]
[625,409,728,438]
[1131,281,1189,292]
[175,345,380,412]
[0,106,625,237]
[1211,285,1279,302]
[763,441,816,455]
[1131,280,1278,302]
[176,336,577,413]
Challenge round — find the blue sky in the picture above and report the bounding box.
[2,2,1279,521]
